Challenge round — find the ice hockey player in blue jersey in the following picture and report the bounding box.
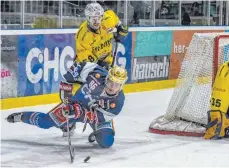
[7,62,128,148]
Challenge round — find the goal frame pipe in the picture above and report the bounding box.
[214,35,229,83]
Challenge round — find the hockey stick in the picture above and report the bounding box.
[66,115,75,163]
[48,103,75,163]
[111,41,119,68]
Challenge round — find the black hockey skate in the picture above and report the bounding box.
[88,132,96,143]
[61,123,76,137]
[6,113,23,123]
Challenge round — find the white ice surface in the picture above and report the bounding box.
[1,89,229,168]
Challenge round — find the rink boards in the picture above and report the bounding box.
[1,26,229,110]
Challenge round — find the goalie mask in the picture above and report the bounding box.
[105,66,128,95]
[85,3,104,30]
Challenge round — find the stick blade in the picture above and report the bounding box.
[70,147,75,163]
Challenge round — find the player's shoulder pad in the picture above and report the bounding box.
[88,66,108,82]
[75,21,88,41]
[118,89,125,101]
[109,90,125,115]
[103,10,118,21]
[91,66,108,77]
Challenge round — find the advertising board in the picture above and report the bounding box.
[169,30,225,79]
[131,55,170,83]
[1,35,18,98]
[17,34,75,96]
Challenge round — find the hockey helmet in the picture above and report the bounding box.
[105,66,128,95]
[85,3,104,30]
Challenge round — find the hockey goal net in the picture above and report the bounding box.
[149,32,229,137]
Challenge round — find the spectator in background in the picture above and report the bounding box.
[97,0,106,9]
[155,1,170,19]
[43,1,48,14]
[181,7,191,25]
[98,1,117,13]
[130,1,151,22]
[191,2,202,16]
[130,12,140,26]
[1,1,9,12]
[130,1,140,25]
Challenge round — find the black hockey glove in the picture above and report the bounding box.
[59,81,73,104]
[114,24,128,42]
[63,62,84,83]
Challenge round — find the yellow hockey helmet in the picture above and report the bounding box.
[108,66,128,85]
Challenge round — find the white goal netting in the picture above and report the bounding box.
[149,32,229,136]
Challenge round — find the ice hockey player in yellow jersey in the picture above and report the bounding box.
[204,61,229,139]
[57,3,128,137]
[74,2,128,69]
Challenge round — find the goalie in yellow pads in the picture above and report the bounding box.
[204,61,229,139]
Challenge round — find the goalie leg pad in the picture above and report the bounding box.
[204,110,229,139]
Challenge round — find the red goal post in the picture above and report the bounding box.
[214,34,229,81]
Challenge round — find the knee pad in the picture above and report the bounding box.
[95,128,114,148]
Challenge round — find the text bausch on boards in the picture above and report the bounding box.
[132,57,169,80]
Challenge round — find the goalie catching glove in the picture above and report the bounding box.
[204,61,229,139]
